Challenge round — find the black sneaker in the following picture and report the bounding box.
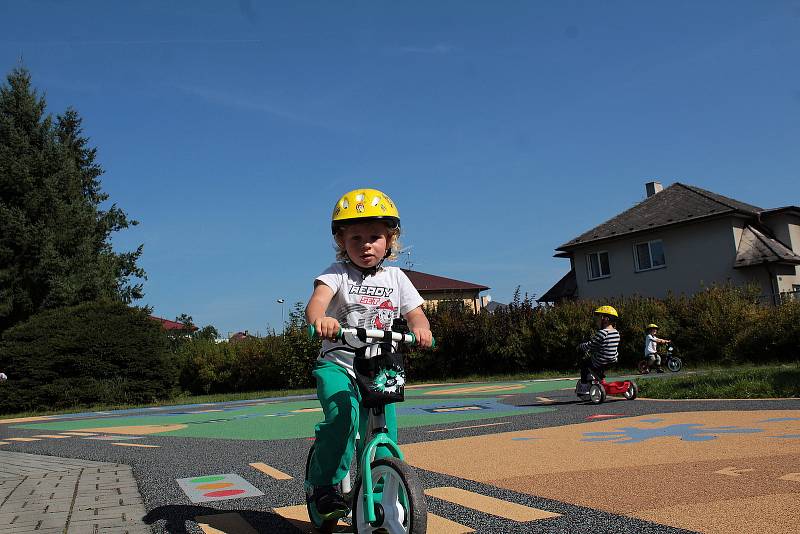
[312,485,349,519]
[656,368,665,373]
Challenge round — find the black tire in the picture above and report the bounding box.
[304,444,341,533]
[637,360,650,375]
[351,457,427,534]
[588,384,606,404]
[667,357,682,372]
[623,381,638,400]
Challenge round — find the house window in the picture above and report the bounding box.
[587,251,611,280]
[635,239,666,271]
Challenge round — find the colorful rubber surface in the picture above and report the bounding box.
[1,375,798,533]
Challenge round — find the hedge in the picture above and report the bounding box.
[0,301,177,413]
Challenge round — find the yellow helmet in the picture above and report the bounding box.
[594,305,619,318]
[647,323,659,329]
[331,188,400,234]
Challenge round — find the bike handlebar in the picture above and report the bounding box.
[306,325,435,348]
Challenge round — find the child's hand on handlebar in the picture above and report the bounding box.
[314,317,340,340]
[413,327,433,348]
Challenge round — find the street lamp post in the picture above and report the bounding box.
[277,298,285,334]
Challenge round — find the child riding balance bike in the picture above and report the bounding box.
[575,305,637,404]
[304,188,433,533]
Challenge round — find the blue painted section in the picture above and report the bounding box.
[511,437,537,441]
[396,398,531,417]
[767,434,800,439]
[582,423,763,443]
[759,417,800,423]
[639,418,665,423]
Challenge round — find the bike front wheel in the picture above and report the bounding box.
[667,357,682,372]
[351,457,427,534]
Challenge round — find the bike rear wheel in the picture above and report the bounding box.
[351,457,427,534]
[637,360,650,374]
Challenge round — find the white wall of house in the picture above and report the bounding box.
[571,216,776,300]
[763,213,800,292]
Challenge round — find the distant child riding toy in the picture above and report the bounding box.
[638,323,673,374]
[305,324,431,534]
[639,341,682,374]
[575,305,638,404]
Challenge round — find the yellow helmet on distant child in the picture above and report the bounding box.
[647,323,659,329]
[594,305,619,318]
[331,188,400,234]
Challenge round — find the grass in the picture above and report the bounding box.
[637,363,800,399]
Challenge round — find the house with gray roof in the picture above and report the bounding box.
[539,182,800,304]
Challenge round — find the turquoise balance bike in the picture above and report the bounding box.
[304,324,433,534]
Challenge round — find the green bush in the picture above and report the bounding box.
[0,301,177,413]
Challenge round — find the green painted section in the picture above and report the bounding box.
[190,475,225,483]
[16,380,559,441]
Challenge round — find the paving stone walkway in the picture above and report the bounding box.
[0,451,151,533]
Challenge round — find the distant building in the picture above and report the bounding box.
[149,315,198,333]
[402,269,490,313]
[540,182,800,304]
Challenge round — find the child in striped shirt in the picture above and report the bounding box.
[578,305,620,386]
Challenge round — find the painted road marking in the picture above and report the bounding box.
[427,513,474,533]
[291,408,323,413]
[432,406,482,413]
[0,441,9,446]
[86,435,144,441]
[112,443,160,448]
[60,432,97,436]
[428,422,510,433]
[249,462,292,480]
[32,434,71,439]
[76,424,186,435]
[0,416,53,424]
[586,414,624,420]
[715,466,755,477]
[425,384,525,396]
[195,512,257,534]
[425,487,561,522]
[272,504,348,532]
[6,437,41,442]
[177,474,264,503]
[779,472,800,482]
[536,397,555,404]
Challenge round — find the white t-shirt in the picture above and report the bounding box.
[645,334,658,356]
[315,262,425,373]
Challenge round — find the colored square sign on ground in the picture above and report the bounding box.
[176,474,264,503]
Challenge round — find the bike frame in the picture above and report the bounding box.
[358,408,404,524]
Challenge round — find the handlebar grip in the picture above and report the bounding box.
[306,325,343,340]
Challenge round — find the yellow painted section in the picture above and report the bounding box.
[426,487,560,522]
[0,416,54,424]
[426,512,475,533]
[6,437,41,442]
[196,482,234,490]
[111,443,159,448]
[432,406,481,413]
[60,432,97,436]
[196,512,258,534]
[0,441,8,446]
[77,424,187,435]
[424,384,524,396]
[405,410,800,534]
[291,408,323,413]
[250,462,293,480]
[272,505,348,533]
[32,434,71,439]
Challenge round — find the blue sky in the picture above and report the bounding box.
[2,1,799,335]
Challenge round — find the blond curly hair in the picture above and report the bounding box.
[333,224,402,263]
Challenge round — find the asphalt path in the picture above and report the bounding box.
[1,376,798,534]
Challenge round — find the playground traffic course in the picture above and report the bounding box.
[1,375,798,533]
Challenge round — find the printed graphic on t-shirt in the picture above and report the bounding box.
[349,285,394,297]
[336,299,397,330]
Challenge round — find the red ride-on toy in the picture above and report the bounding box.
[575,366,638,405]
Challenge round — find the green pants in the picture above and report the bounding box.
[308,359,398,486]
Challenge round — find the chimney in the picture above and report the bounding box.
[645,181,663,198]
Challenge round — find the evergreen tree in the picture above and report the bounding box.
[0,67,144,333]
